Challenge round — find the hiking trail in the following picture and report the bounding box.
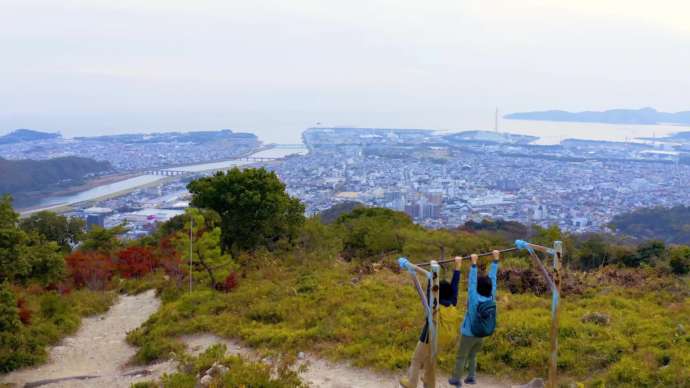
[1,290,515,388]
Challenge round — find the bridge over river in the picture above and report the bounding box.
[143,156,279,176]
[22,145,307,215]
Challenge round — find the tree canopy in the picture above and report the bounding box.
[20,211,84,252]
[187,168,305,253]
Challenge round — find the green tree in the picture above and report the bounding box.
[20,233,65,286]
[187,168,305,253]
[624,240,667,267]
[79,224,127,253]
[296,217,343,261]
[575,235,610,270]
[335,207,414,259]
[0,195,30,282]
[19,211,84,252]
[176,208,233,287]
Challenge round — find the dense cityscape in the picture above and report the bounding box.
[273,128,690,232]
[2,127,690,237]
[0,129,259,171]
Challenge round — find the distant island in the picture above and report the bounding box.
[504,107,690,126]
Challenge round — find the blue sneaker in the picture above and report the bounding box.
[464,377,477,385]
[448,378,462,387]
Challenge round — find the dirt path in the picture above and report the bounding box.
[182,333,512,388]
[2,290,515,388]
[1,290,175,388]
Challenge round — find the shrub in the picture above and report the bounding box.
[217,272,239,293]
[669,246,690,275]
[0,283,21,332]
[335,207,414,259]
[17,297,31,325]
[155,344,306,388]
[40,292,69,320]
[0,283,36,372]
[65,251,114,290]
[117,246,157,278]
[624,240,667,267]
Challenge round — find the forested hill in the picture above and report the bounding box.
[0,129,61,144]
[610,205,690,244]
[0,156,112,205]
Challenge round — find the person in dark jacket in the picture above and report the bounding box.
[449,250,500,387]
[400,256,462,388]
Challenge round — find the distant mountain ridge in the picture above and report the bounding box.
[504,107,690,125]
[0,129,61,144]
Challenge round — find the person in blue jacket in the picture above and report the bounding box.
[449,250,500,387]
[400,256,463,388]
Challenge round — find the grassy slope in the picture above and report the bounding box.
[3,287,116,372]
[128,260,690,387]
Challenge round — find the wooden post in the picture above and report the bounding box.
[547,241,563,388]
[428,260,440,388]
[520,240,562,388]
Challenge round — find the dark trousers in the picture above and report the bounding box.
[451,335,483,380]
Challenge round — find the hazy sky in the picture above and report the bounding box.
[1,0,689,142]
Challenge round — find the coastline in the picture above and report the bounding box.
[18,145,307,216]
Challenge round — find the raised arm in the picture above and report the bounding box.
[468,254,479,305]
[489,250,500,298]
[446,256,463,306]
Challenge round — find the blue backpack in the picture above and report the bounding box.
[471,300,497,337]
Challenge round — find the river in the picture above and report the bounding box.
[23,147,307,214]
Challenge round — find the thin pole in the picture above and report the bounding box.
[548,241,563,388]
[189,217,193,293]
[416,247,517,267]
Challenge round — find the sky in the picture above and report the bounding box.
[1,0,689,142]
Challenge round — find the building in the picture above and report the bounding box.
[83,207,113,230]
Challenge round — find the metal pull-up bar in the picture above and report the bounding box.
[415,247,518,267]
[399,239,564,388]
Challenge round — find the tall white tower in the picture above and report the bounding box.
[494,107,500,133]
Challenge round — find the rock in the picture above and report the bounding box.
[208,362,229,377]
[512,378,545,388]
[677,324,686,335]
[298,352,306,360]
[199,374,213,387]
[581,312,610,326]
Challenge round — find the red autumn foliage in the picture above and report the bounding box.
[46,282,73,295]
[65,251,115,290]
[17,298,32,325]
[117,246,157,279]
[217,272,239,292]
[158,235,186,285]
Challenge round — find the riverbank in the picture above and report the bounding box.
[18,146,308,216]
